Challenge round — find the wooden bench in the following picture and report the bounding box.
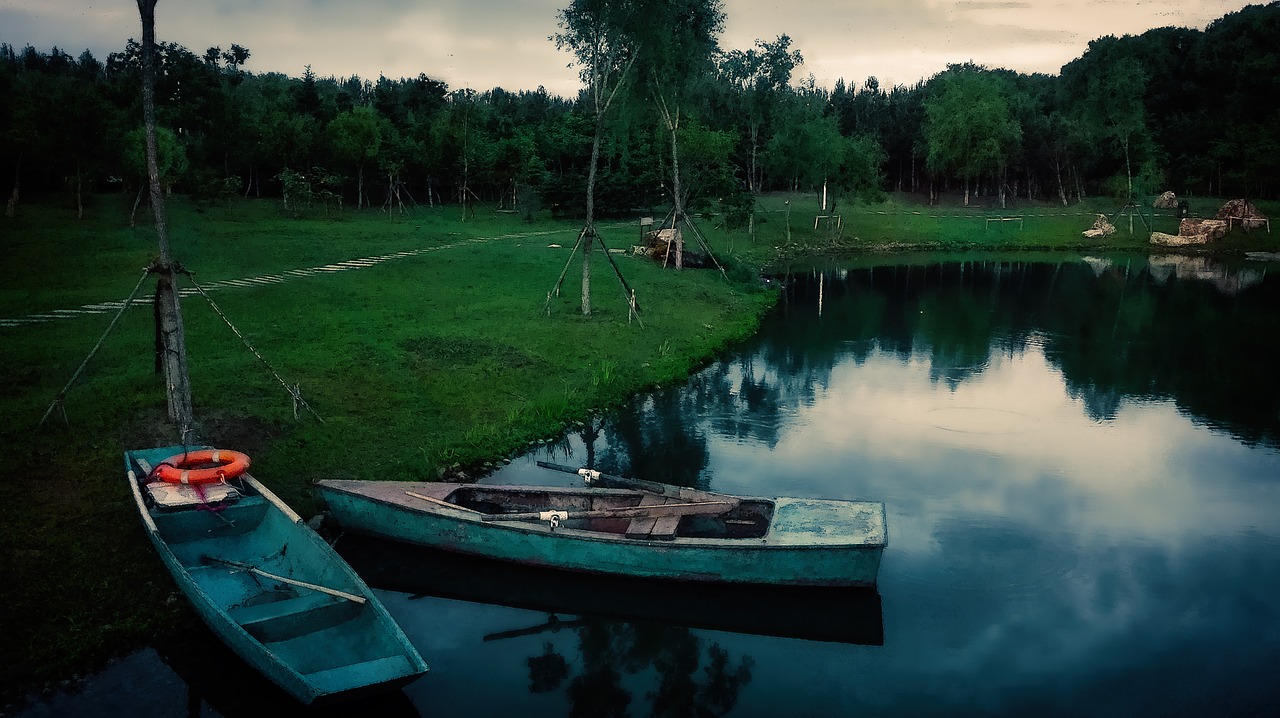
[305,655,416,694]
[229,592,357,643]
[625,495,681,541]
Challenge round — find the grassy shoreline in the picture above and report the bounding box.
[2,191,1275,704]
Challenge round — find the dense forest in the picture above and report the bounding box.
[2,1,1277,222]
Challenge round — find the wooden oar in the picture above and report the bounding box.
[481,500,735,523]
[536,460,672,495]
[201,556,366,604]
[406,490,483,514]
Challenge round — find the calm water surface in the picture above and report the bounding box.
[21,253,1280,716]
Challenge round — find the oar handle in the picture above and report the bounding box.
[536,461,672,495]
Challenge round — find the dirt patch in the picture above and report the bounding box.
[117,408,283,456]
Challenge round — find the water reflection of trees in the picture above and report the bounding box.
[514,618,753,718]
[601,257,1279,455]
[599,390,713,489]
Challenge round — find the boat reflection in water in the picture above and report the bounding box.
[150,623,421,718]
[335,534,884,646]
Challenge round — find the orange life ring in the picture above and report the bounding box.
[154,449,251,485]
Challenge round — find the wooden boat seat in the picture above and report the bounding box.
[305,655,416,694]
[229,592,358,643]
[625,495,680,541]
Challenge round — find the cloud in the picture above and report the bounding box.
[0,0,1258,94]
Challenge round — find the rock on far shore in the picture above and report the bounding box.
[1215,199,1269,230]
[1082,214,1116,239]
[1150,197,1268,246]
[1151,218,1230,246]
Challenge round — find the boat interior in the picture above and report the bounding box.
[443,486,775,540]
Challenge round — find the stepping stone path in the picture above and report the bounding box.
[1,224,616,329]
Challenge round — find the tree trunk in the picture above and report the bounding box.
[130,184,145,226]
[1055,157,1067,207]
[785,199,792,243]
[139,0,195,438]
[1123,137,1132,198]
[661,105,685,270]
[357,164,364,209]
[964,176,970,207]
[582,116,605,315]
[461,104,470,222]
[76,161,84,220]
[5,157,19,218]
[749,122,759,193]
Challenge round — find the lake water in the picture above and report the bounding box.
[19,253,1280,716]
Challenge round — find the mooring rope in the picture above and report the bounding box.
[182,270,325,424]
[39,268,154,427]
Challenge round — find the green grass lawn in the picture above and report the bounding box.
[726,191,1279,267]
[1,188,1275,702]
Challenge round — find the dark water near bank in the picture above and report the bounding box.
[21,253,1280,716]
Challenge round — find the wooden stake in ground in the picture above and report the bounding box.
[138,0,195,440]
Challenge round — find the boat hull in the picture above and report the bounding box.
[315,480,886,587]
[127,447,427,705]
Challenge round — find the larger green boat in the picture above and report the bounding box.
[315,465,887,587]
[126,446,427,705]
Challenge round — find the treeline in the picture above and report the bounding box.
[1,2,1277,221]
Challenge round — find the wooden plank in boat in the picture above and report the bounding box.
[625,495,666,539]
[649,513,681,541]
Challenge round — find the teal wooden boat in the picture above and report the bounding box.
[126,446,427,705]
[315,466,887,587]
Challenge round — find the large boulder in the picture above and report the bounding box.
[1215,199,1268,230]
[1151,231,1209,246]
[1182,218,1229,241]
[1152,218,1228,246]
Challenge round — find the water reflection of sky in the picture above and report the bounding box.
[712,343,1280,545]
[482,260,1280,714]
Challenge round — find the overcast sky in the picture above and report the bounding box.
[0,1,1257,95]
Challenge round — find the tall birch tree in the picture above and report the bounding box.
[137,0,195,438]
[635,0,725,268]
[553,0,643,315]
